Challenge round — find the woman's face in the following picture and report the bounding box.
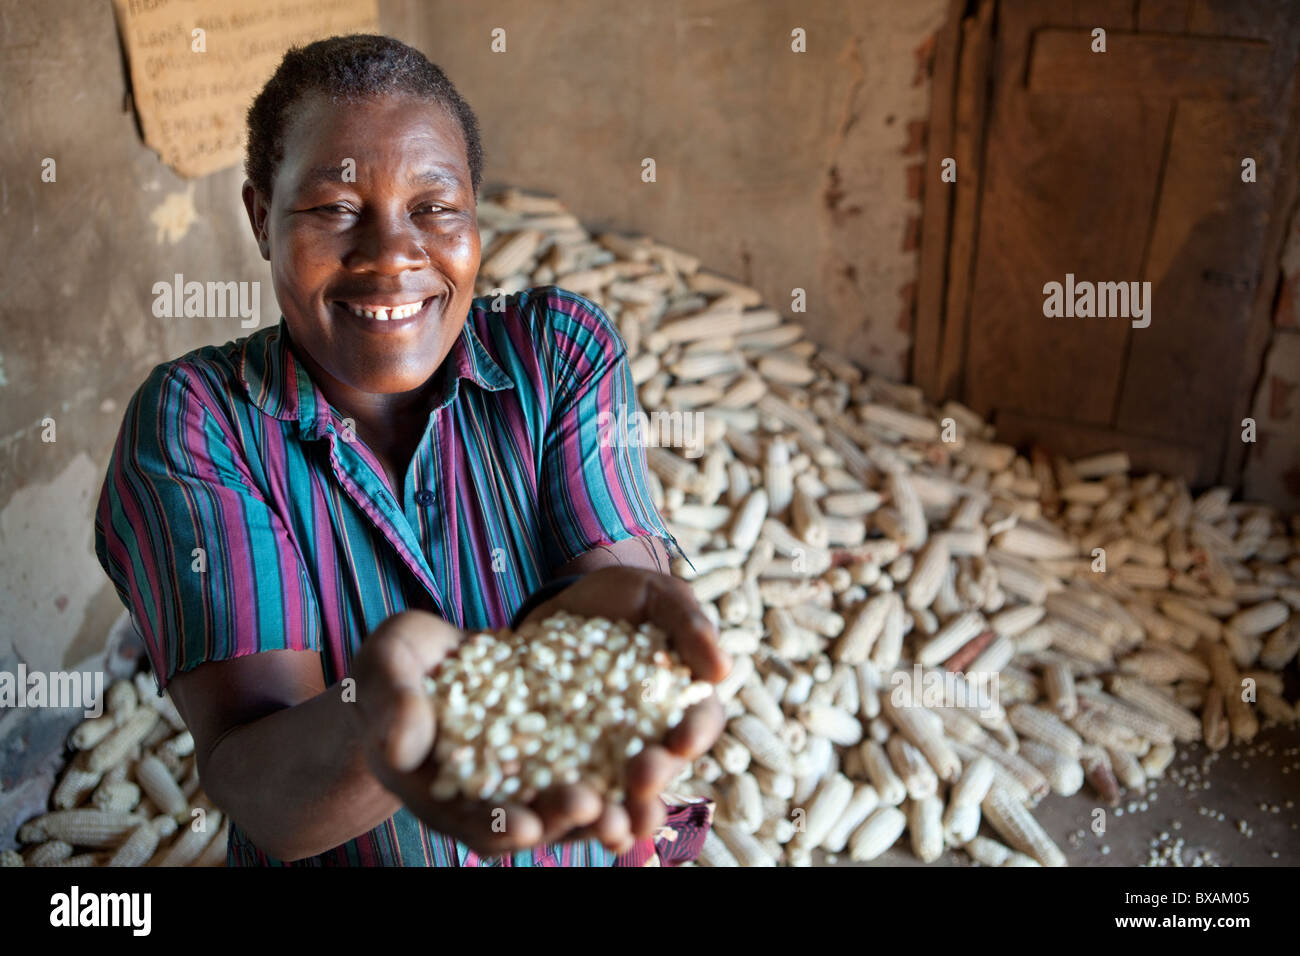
[244,92,480,397]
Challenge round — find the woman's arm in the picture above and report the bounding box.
[168,611,608,862]
[552,534,673,577]
[166,649,399,862]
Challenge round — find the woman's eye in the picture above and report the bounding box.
[315,203,354,215]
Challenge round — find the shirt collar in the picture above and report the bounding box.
[238,315,514,439]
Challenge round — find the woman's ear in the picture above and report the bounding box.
[241,180,271,262]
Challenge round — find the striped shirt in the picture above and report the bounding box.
[94,286,685,866]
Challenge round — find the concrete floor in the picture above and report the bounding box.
[822,723,1300,867]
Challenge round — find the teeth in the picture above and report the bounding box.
[343,300,426,321]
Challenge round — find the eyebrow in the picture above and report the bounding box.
[298,165,464,190]
[410,168,464,189]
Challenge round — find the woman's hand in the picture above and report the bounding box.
[519,566,731,854]
[348,610,612,858]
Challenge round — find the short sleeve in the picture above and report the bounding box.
[533,289,681,571]
[94,362,322,693]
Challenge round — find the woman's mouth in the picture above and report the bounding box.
[332,296,441,330]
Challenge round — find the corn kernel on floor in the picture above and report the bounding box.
[821,724,1300,867]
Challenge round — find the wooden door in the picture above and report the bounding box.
[917,0,1300,485]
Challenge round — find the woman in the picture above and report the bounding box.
[95,34,728,866]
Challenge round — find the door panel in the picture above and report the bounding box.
[952,0,1300,484]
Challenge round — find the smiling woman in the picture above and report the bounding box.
[93,35,728,868]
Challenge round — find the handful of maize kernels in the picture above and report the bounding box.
[425,611,713,805]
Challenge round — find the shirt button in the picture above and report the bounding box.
[413,490,436,506]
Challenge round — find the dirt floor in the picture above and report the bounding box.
[823,723,1300,867]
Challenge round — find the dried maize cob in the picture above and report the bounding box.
[854,660,882,720]
[943,803,981,846]
[833,594,891,664]
[796,704,863,747]
[821,784,880,853]
[916,611,985,667]
[1045,591,1121,644]
[738,674,785,731]
[88,708,159,774]
[136,755,188,819]
[1106,675,1201,742]
[908,795,944,863]
[881,688,961,782]
[751,766,796,800]
[1076,691,1173,746]
[19,810,146,848]
[1200,685,1230,751]
[869,594,907,670]
[980,785,1066,867]
[823,491,882,518]
[885,736,938,800]
[729,489,768,551]
[697,828,740,867]
[1118,647,1210,684]
[790,603,845,639]
[1008,704,1082,757]
[886,471,927,550]
[792,772,853,851]
[1106,747,1146,790]
[949,755,996,810]
[1140,742,1176,778]
[965,835,1011,866]
[150,806,217,868]
[70,715,117,751]
[847,805,907,862]
[727,772,764,835]
[713,820,777,866]
[52,752,101,810]
[1259,621,1300,670]
[967,634,1015,678]
[1043,661,1078,719]
[92,780,141,813]
[1016,741,1083,796]
[712,733,751,775]
[105,679,137,723]
[1203,642,1258,743]
[729,714,794,774]
[1077,745,1120,805]
[194,821,230,867]
[24,840,74,867]
[993,525,1076,559]
[990,603,1046,637]
[860,740,907,805]
[906,536,951,612]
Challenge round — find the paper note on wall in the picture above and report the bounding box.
[112,0,380,178]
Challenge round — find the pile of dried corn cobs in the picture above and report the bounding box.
[10,189,1299,867]
[3,673,228,867]
[471,188,1300,866]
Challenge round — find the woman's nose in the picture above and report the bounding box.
[343,210,427,274]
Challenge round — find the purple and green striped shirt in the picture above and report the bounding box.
[94,286,685,866]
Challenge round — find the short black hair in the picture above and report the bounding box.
[245,34,483,198]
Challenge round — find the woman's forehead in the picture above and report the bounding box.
[289,92,464,154]
[278,92,469,187]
